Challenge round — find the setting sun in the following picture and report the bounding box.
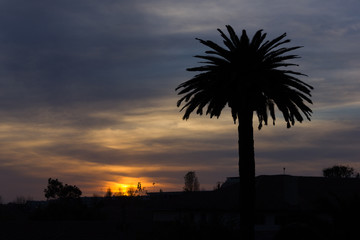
[113,183,132,196]
[104,178,157,197]
[104,182,133,196]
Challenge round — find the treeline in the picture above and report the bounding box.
[323,165,360,178]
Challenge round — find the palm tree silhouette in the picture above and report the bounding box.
[176,25,313,239]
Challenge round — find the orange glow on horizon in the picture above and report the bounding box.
[103,178,162,197]
[113,183,132,196]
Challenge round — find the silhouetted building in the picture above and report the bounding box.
[148,175,360,240]
[5,175,360,239]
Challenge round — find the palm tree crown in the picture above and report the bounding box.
[176,25,313,129]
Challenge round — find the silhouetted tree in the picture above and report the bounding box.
[183,171,200,192]
[176,25,313,240]
[127,187,136,196]
[44,178,82,200]
[136,182,146,196]
[60,184,82,199]
[213,181,222,191]
[44,178,63,199]
[105,187,113,198]
[323,165,358,178]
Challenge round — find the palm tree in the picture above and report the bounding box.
[176,25,313,239]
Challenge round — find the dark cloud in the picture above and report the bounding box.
[0,0,192,119]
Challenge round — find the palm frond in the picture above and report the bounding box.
[226,25,241,48]
[176,25,313,128]
[195,38,231,60]
[217,27,237,51]
[259,33,287,53]
[250,30,265,50]
[193,55,230,65]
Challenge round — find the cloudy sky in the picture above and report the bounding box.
[0,0,359,202]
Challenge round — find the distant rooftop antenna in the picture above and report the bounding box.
[283,167,286,175]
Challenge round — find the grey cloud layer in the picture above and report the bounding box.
[0,0,192,117]
[1,0,359,119]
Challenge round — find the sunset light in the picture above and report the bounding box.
[104,179,161,197]
[108,183,132,196]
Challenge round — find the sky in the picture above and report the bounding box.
[0,0,359,203]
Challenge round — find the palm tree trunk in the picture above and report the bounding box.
[238,109,255,240]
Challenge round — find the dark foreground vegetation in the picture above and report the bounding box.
[2,175,360,240]
[0,197,359,240]
[0,197,238,240]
